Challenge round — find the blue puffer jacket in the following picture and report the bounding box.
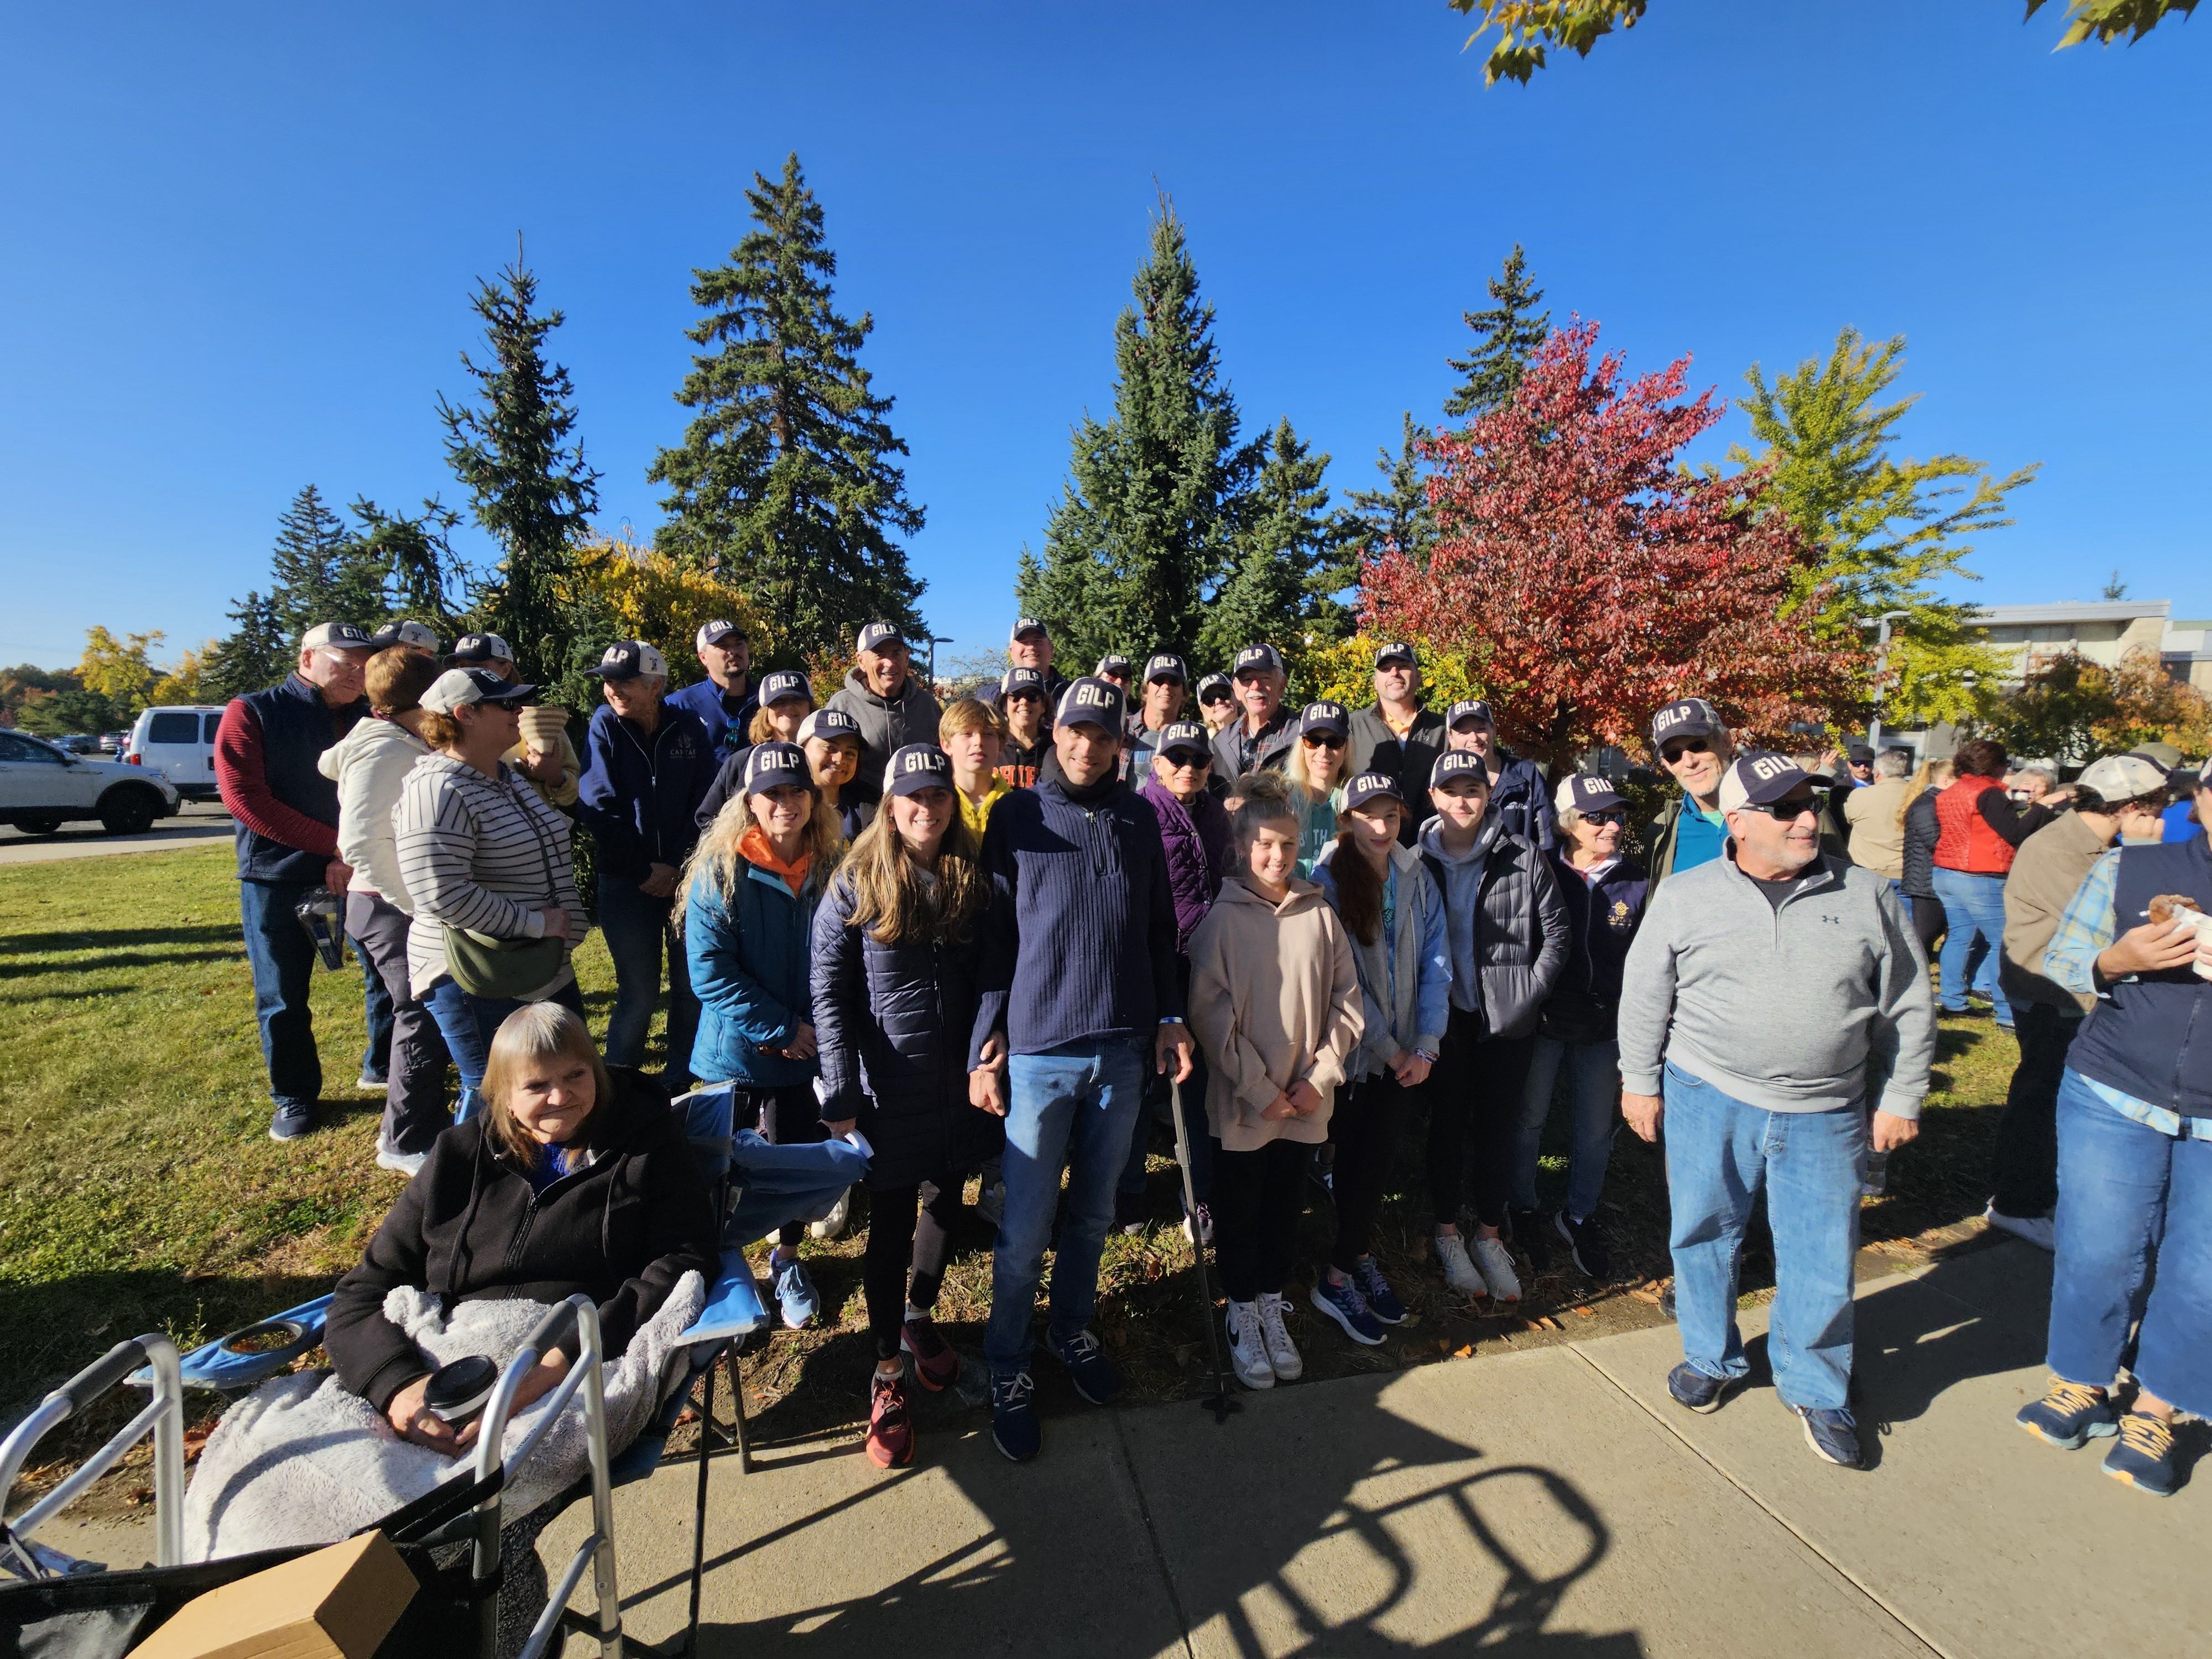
[810,871,1004,1192]
[1538,852,1650,1044]
[685,857,825,1089]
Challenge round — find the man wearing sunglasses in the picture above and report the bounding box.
[1646,698,1843,881]
[1617,753,1933,1472]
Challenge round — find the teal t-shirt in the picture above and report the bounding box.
[1672,802,1727,873]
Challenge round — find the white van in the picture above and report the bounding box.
[127,705,227,800]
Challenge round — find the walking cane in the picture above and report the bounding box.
[1170,1074,1240,1423]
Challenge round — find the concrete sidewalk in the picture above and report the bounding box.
[538,1239,2209,1657]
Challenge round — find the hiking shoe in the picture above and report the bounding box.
[1667,1363,1737,1415]
[865,1370,913,1469]
[1046,1327,1122,1405]
[1225,1301,1274,1390]
[374,1145,427,1178]
[355,1072,388,1093]
[1181,1202,1213,1246]
[810,1187,852,1241]
[900,1316,960,1392]
[2017,1379,2118,1449]
[2103,1412,2179,1496]
[1350,1258,1406,1324]
[772,1255,820,1329]
[1554,1212,1612,1280]
[1114,1189,1148,1237]
[989,1372,1039,1462]
[268,1102,316,1142]
[1310,1274,1386,1346]
[1788,1402,1863,1468]
[1984,1202,2056,1252]
[1472,1235,1522,1303]
[1434,1232,1484,1295]
[1257,1292,1302,1381]
[1507,1206,1551,1272]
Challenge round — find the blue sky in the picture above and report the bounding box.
[3,2,2207,672]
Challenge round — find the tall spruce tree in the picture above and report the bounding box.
[1019,195,1258,667]
[1199,419,1357,675]
[353,496,469,639]
[438,257,601,685]
[649,154,925,662]
[1345,411,1438,566]
[203,486,389,696]
[1444,245,1551,419]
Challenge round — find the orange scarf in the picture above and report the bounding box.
[740,825,810,895]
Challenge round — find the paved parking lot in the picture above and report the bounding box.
[0,800,235,864]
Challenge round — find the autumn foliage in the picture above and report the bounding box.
[1359,321,1869,769]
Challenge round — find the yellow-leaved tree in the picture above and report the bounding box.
[1302,632,1488,712]
[559,536,773,693]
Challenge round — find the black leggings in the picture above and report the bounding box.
[735,1085,823,1248]
[1427,1011,1535,1230]
[1331,1072,1412,1271]
[1212,1138,1313,1301]
[863,1178,964,1360]
[1911,895,1946,962]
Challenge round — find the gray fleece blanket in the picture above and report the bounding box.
[181,1274,705,1561]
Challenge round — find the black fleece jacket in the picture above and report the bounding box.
[327,1074,719,1412]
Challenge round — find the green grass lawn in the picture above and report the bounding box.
[1,842,2026,1469]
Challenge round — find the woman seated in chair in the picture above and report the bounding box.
[327,1001,720,1454]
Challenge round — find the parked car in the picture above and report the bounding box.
[0,729,180,834]
[126,705,228,801]
[51,734,100,755]
[98,731,128,754]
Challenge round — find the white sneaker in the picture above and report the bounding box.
[375,1146,426,1178]
[1434,1231,1483,1295]
[1256,1292,1302,1381]
[1984,1202,2056,1251]
[810,1187,852,1240]
[1473,1235,1522,1303]
[356,1073,387,1093]
[1225,1300,1274,1390]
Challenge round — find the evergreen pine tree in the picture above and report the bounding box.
[1199,419,1357,677]
[202,591,289,700]
[1443,245,1551,420]
[649,154,925,662]
[205,486,388,696]
[1020,195,1257,667]
[438,256,601,685]
[352,497,469,639]
[1345,411,1438,565]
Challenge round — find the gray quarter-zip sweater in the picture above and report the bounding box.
[1616,849,1934,1119]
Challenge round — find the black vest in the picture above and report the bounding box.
[233,674,366,885]
[2067,835,2211,1123]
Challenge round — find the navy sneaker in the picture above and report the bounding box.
[2103,1412,2179,1497]
[268,1102,316,1142]
[1788,1402,1863,1468]
[1349,1258,1407,1325]
[1666,1363,1736,1413]
[2016,1380,2119,1450]
[1046,1327,1122,1405]
[989,1371,1040,1462]
[1309,1273,1386,1346]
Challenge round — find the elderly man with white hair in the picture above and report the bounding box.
[1618,753,1934,1470]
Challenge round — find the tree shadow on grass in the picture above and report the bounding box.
[2,925,242,956]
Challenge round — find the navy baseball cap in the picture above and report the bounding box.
[1196,672,1233,703]
[1057,676,1125,733]
[1233,643,1285,678]
[1142,653,1188,685]
[1001,666,1048,700]
[301,622,372,651]
[1010,617,1050,644]
[743,740,815,796]
[856,621,906,654]
[757,669,812,707]
[1718,752,1815,813]
[447,632,514,666]
[883,743,954,798]
[1299,701,1349,740]
[1342,771,1407,813]
[589,641,668,681]
[1430,751,1491,789]
[1652,697,1726,748]
[1373,640,1417,670]
[1447,698,1494,730]
[1095,654,1134,680]
[696,619,747,650]
[1157,721,1212,763]
[1554,773,1626,815]
[797,708,862,744]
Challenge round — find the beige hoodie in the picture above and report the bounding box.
[1186,874,1365,1152]
[317,716,432,912]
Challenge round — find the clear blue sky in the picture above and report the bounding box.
[3,2,2207,673]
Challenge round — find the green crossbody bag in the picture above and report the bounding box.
[444,776,568,998]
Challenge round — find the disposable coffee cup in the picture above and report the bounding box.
[2161,907,2212,980]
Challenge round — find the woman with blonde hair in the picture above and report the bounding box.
[692,668,817,831]
[1899,757,1956,967]
[326,1001,717,1453]
[683,742,842,1331]
[811,745,1001,1468]
[1286,701,1352,876]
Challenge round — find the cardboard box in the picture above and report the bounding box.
[130,1532,418,1659]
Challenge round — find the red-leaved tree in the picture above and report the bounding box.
[1361,320,1869,770]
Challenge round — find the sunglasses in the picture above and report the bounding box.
[1741,796,1819,822]
[1580,810,1626,826]
[1302,733,1344,749]
[1660,738,1713,761]
[1162,752,1211,769]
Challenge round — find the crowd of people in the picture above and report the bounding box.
[209,611,2209,1493]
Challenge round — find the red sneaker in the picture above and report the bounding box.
[900,1316,960,1392]
[866,1370,914,1469]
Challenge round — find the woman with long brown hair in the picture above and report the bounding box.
[811,744,1001,1469]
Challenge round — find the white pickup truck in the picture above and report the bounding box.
[0,728,181,834]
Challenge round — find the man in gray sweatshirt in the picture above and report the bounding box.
[1618,753,1933,1470]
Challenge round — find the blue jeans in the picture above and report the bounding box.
[597,875,699,1083]
[239,879,322,1110]
[985,1037,1149,1375]
[422,977,586,1124]
[1514,1035,1620,1222]
[1931,867,2010,1024]
[2048,1071,2212,1417]
[1664,1063,1866,1411]
[1118,1052,1214,1207]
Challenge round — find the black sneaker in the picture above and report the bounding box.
[269,1102,316,1142]
[1507,1207,1551,1272]
[1554,1212,1612,1280]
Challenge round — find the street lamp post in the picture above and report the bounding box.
[1861,610,1912,752]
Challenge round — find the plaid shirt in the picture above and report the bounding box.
[2043,846,2212,1141]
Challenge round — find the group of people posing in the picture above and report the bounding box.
[214,612,2208,1495]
